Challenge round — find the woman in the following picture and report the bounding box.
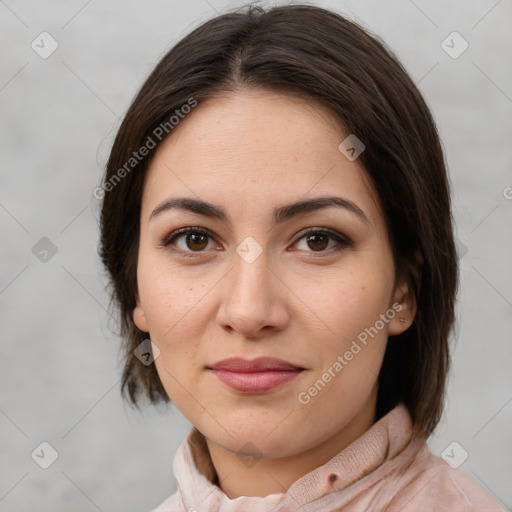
[98,3,503,510]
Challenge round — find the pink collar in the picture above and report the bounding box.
[170,402,427,511]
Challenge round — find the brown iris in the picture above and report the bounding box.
[306,233,329,251]
[186,233,209,251]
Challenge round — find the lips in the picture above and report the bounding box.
[206,357,305,393]
[208,357,304,372]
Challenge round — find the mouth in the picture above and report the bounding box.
[206,357,305,393]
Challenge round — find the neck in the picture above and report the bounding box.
[205,390,378,498]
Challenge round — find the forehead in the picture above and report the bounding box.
[141,88,381,225]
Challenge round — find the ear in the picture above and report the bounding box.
[133,290,149,332]
[388,251,422,336]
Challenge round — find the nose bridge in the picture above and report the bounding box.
[230,240,275,305]
[217,238,288,336]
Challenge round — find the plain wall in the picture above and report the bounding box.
[1,0,511,510]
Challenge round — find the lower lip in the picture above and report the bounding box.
[208,369,303,393]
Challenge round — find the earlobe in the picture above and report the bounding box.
[388,279,417,337]
[388,251,422,336]
[133,292,149,332]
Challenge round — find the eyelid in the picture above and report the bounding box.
[161,226,212,247]
[291,226,352,248]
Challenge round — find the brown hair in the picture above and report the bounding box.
[98,2,458,438]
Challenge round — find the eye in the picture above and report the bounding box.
[162,227,219,257]
[292,228,352,254]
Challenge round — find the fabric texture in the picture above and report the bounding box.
[150,403,504,511]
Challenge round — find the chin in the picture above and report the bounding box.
[211,421,303,458]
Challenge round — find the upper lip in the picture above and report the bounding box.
[207,357,304,372]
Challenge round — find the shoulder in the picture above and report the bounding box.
[385,445,504,511]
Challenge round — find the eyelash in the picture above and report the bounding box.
[160,226,352,258]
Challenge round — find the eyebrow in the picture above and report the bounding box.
[149,195,370,227]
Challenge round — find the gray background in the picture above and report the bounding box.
[1,0,511,510]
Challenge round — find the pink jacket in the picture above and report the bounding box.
[151,402,504,511]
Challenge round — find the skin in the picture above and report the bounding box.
[133,87,417,498]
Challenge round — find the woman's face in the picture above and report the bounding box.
[133,88,414,463]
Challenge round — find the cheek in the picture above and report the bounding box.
[146,284,213,423]
[138,256,210,336]
[314,270,392,337]
[140,277,217,406]
[145,276,209,403]
[296,273,392,407]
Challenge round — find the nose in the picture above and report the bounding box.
[215,248,290,340]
